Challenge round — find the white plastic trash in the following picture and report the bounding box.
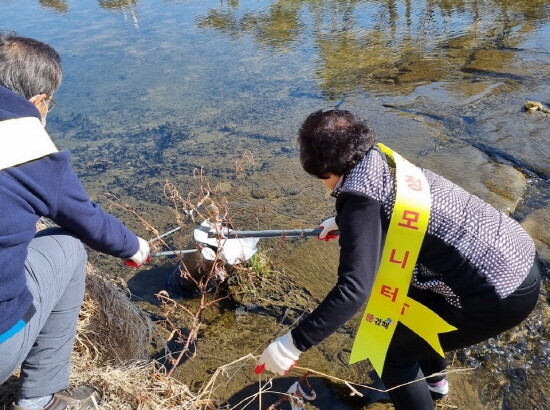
[193,220,259,265]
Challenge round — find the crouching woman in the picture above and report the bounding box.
[256,109,541,410]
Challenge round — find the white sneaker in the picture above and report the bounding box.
[428,379,449,400]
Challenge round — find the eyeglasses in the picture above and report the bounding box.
[42,96,56,113]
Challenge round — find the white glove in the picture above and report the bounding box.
[318,216,339,241]
[130,237,150,266]
[256,331,302,376]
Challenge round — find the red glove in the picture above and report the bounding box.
[124,237,151,267]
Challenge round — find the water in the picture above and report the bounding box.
[1,1,549,408]
[2,2,548,199]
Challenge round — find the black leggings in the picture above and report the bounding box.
[381,258,541,410]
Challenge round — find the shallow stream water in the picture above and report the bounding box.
[1,1,549,409]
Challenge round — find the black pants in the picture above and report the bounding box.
[381,257,541,410]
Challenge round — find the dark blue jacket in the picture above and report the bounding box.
[0,86,139,335]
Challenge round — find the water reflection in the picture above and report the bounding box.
[38,0,138,12]
[8,0,548,222]
[37,0,140,27]
[98,0,137,10]
[31,0,550,99]
[196,0,549,96]
[197,1,303,50]
[38,0,68,13]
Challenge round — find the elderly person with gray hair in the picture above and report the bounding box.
[0,31,150,409]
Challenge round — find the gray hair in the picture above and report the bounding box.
[0,31,62,99]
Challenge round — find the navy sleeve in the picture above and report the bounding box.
[291,191,386,351]
[48,159,139,259]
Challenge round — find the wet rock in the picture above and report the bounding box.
[524,101,550,114]
[479,162,528,213]
[462,49,524,78]
[472,94,550,179]
[521,206,550,263]
[421,142,527,213]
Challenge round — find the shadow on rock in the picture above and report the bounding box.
[223,374,391,409]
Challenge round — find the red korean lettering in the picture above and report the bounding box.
[398,210,420,230]
[389,249,410,269]
[380,284,399,302]
[365,313,375,322]
[400,303,410,315]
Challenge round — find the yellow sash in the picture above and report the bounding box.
[0,117,58,170]
[349,143,456,375]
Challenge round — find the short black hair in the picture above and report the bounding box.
[0,31,62,99]
[298,109,376,179]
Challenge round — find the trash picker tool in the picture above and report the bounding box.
[125,223,339,267]
[125,248,198,266]
[152,249,198,257]
[150,226,182,242]
[207,228,340,239]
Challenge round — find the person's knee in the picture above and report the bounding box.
[382,357,420,387]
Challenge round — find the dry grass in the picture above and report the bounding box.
[71,266,198,409]
[76,265,161,364]
[0,263,199,409]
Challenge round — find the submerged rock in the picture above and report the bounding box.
[420,142,528,213]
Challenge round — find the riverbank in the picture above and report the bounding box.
[0,265,197,409]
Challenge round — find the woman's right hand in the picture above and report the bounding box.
[318,217,339,241]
